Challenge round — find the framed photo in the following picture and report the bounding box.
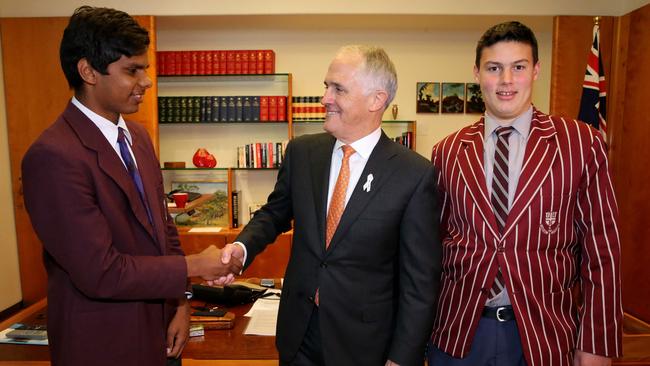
[416,82,440,113]
[441,82,465,113]
[171,180,229,227]
[465,83,486,114]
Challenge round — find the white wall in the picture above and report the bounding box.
[156,15,552,223]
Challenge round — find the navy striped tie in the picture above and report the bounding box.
[489,126,513,298]
[117,128,153,225]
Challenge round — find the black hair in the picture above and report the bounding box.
[59,6,149,90]
[475,21,538,68]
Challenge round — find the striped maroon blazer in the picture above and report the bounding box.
[430,108,622,365]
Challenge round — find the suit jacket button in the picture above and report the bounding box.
[320,262,327,268]
[308,295,315,303]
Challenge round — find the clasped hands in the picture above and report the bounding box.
[185,243,245,285]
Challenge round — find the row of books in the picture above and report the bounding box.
[236,142,287,169]
[393,131,414,149]
[292,96,326,120]
[157,50,276,76]
[158,96,287,123]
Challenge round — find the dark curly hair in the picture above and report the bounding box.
[59,6,149,90]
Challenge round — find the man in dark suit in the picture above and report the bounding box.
[429,21,622,366]
[21,6,241,366]
[217,45,442,366]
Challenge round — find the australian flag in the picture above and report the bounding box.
[578,22,607,140]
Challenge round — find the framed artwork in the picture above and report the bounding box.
[441,82,465,113]
[465,83,486,114]
[416,82,440,113]
[170,180,229,227]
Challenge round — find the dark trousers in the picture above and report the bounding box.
[281,307,325,366]
[428,317,527,366]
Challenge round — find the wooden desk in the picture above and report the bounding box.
[2,297,649,365]
[0,289,280,366]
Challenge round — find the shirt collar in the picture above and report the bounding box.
[71,96,132,145]
[484,105,533,142]
[333,127,382,160]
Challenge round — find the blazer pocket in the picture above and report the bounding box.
[362,300,393,323]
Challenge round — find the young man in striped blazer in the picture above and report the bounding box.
[429,21,622,366]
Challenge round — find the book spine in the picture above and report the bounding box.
[181,51,191,75]
[249,50,257,74]
[204,50,213,75]
[226,51,235,74]
[252,96,260,122]
[256,50,264,74]
[259,96,269,121]
[277,96,286,122]
[234,50,242,74]
[241,51,249,74]
[235,96,243,122]
[269,96,278,122]
[231,190,240,228]
[219,97,228,121]
[243,96,252,121]
[264,50,275,74]
[227,96,236,122]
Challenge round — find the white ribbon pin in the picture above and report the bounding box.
[363,174,373,192]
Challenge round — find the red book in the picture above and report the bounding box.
[156,52,164,75]
[268,142,274,168]
[277,96,286,121]
[190,51,199,75]
[255,143,262,168]
[241,51,249,74]
[234,51,242,74]
[269,96,278,121]
[264,50,275,74]
[248,50,257,74]
[197,51,206,75]
[226,51,236,74]
[204,51,213,75]
[259,96,269,121]
[256,50,265,74]
[181,51,191,75]
[174,51,183,75]
[219,51,227,74]
[212,50,220,74]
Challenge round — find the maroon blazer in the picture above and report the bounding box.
[430,108,622,366]
[22,102,188,366]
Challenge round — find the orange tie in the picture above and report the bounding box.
[326,145,355,248]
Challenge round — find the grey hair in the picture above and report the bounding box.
[336,45,397,110]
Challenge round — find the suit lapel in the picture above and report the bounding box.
[503,109,558,237]
[456,119,500,239]
[129,124,166,252]
[309,134,336,250]
[63,103,157,244]
[326,132,398,254]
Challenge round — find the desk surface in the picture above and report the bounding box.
[2,296,650,365]
[0,286,279,365]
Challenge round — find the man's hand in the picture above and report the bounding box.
[185,245,243,280]
[206,243,245,286]
[574,350,611,366]
[166,300,190,359]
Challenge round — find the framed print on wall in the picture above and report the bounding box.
[416,82,440,113]
[465,82,486,114]
[170,180,229,227]
[441,82,465,113]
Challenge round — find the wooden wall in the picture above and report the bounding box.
[551,6,650,322]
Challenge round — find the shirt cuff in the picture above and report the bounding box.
[233,241,248,273]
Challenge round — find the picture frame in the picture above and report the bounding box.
[416,82,440,113]
[465,82,486,114]
[170,180,229,227]
[441,82,465,113]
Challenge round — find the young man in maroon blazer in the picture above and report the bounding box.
[21,6,241,366]
[429,21,622,366]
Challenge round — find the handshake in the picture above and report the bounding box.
[185,243,246,285]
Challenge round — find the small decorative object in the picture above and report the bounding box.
[164,161,186,169]
[416,82,440,113]
[391,104,399,120]
[192,148,217,168]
